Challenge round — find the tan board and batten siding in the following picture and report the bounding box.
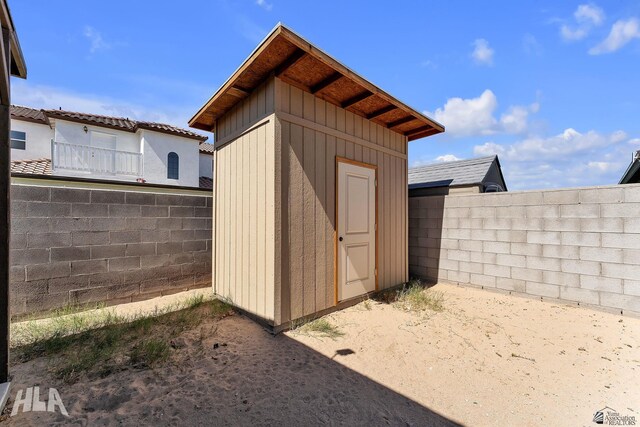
[276,78,408,323]
[214,79,277,322]
[212,76,408,325]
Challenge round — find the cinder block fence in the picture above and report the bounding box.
[10,180,212,316]
[409,184,640,315]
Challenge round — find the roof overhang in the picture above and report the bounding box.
[1,0,26,79]
[189,24,444,141]
[619,151,640,184]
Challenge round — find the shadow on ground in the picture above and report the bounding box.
[4,314,461,426]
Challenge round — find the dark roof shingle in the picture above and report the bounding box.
[408,156,497,189]
[199,176,213,189]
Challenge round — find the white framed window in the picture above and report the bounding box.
[10,130,26,150]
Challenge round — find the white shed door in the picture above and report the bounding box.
[337,160,376,302]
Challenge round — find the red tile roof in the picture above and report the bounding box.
[11,105,49,125]
[11,158,52,176]
[199,143,214,155]
[11,105,208,142]
[199,176,213,189]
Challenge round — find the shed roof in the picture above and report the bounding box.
[2,0,27,78]
[408,156,502,189]
[10,105,208,141]
[189,24,444,141]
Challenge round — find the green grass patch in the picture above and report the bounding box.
[393,280,445,313]
[11,295,234,384]
[293,318,345,339]
[130,339,170,368]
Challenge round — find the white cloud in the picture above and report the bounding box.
[474,128,626,162]
[560,3,605,42]
[11,80,197,129]
[435,154,462,162]
[500,105,535,134]
[473,142,505,157]
[471,128,635,189]
[471,39,494,66]
[589,18,640,54]
[420,59,437,69]
[256,0,273,11]
[426,90,538,137]
[234,15,269,43]
[560,25,589,41]
[587,161,619,173]
[575,4,605,26]
[83,26,110,54]
[523,34,543,56]
[428,90,497,137]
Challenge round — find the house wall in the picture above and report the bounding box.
[141,130,200,187]
[11,117,202,188]
[408,184,640,314]
[213,78,277,322]
[199,153,213,178]
[275,78,408,324]
[10,119,54,161]
[9,178,212,316]
[54,120,139,153]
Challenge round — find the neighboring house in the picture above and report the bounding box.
[189,24,444,330]
[408,155,507,197]
[198,142,214,189]
[619,150,640,184]
[10,105,211,188]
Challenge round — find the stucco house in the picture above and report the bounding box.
[409,155,507,197]
[198,142,214,189]
[10,105,213,188]
[189,24,444,329]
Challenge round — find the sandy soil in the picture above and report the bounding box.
[3,283,639,426]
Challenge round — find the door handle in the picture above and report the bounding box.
[339,236,343,242]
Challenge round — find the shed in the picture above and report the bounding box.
[408,155,507,197]
[189,24,444,328]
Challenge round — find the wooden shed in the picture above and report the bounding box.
[189,24,444,329]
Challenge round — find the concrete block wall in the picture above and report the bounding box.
[408,184,640,314]
[10,183,212,316]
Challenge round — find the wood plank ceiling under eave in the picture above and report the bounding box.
[189,24,444,142]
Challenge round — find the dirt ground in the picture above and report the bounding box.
[2,283,639,426]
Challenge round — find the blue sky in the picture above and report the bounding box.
[10,1,640,190]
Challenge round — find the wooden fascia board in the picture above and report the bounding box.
[188,25,285,128]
